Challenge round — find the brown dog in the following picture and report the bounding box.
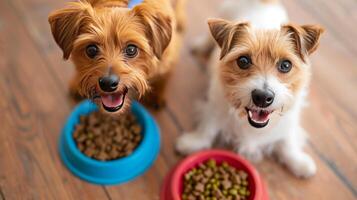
[48,0,185,114]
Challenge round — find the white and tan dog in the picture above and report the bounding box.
[176,0,324,178]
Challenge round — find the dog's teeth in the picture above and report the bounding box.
[248,110,253,118]
[252,118,268,123]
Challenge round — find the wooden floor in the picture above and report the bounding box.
[0,0,357,199]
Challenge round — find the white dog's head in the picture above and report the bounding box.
[208,19,323,128]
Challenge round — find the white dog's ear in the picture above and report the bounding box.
[48,1,94,60]
[208,18,249,59]
[282,24,324,61]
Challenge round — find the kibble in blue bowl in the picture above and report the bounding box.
[59,100,160,185]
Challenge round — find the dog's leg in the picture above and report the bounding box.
[275,127,316,178]
[141,73,171,109]
[236,142,264,163]
[176,122,219,155]
[176,101,220,155]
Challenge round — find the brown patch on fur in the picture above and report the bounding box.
[208,19,249,59]
[213,19,323,112]
[282,24,324,61]
[238,109,246,118]
[48,0,185,113]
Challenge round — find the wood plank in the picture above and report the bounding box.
[1,0,357,199]
[0,0,109,199]
[0,187,5,200]
[283,0,357,194]
[164,0,212,129]
[297,0,357,55]
[255,147,356,200]
[104,110,182,200]
[9,0,75,89]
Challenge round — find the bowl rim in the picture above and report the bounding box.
[169,149,263,200]
[64,100,152,166]
[59,99,161,185]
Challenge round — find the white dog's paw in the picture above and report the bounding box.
[237,145,263,163]
[286,153,317,178]
[176,132,212,155]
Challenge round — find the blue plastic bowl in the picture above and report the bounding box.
[59,100,160,185]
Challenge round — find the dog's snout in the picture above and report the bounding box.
[252,89,275,108]
[98,74,119,92]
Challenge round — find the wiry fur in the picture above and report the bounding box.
[48,0,185,114]
[176,0,324,178]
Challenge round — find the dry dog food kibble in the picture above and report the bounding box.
[73,112,142,161]
[182,159,250,200]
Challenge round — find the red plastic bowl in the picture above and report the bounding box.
[160,149,269,200]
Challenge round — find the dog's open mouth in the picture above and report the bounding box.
[99,88,128,112]
[245,107,274,128]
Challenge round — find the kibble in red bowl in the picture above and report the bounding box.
[182,159,250,200]
[161,150,269,200]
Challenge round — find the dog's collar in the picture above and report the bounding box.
[128,0,143,8]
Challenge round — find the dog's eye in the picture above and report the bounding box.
[236,56,252,69]
[86,44,99,59]
[124,44,138,58]
[278,60,292,73]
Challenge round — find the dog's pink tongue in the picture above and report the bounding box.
[251,110,270,122]
[101,93,123,108]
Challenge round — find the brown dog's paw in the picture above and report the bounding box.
[140,95,166,110]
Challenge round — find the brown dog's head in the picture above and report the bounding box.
[208,18,324,129]
[48,0,172,114]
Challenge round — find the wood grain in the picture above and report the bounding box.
[0,0,109,199]
[0,0,356,199]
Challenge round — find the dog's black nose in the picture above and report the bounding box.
[252,89,275,108]
[98,74,119,92]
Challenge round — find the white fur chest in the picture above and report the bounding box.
[208,55,306,150]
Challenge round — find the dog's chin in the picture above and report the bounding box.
[92,87,129,114]
[245,107,274,129]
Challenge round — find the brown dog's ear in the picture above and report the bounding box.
[282,24,324,61]
[208,18,249,59]
[132,6,173,59]
[48,2,93,60]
